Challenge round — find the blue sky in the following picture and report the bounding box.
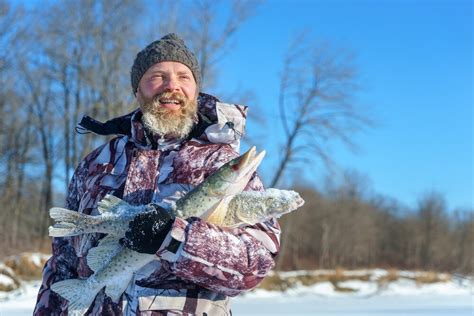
[212,0,472,209]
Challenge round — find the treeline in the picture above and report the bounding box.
[1,0,142,254]
[277,173,473,273]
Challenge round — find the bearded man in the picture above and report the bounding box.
[34,33,280,315]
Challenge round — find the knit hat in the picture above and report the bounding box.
[131,33,201,95]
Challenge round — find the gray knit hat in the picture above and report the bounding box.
[131,33,201,95]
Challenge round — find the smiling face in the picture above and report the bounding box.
[136,61,198,138]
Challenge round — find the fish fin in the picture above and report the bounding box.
[49,207,81,222]
[48,207,95,237]
[202,196,232,225]
[103,250,156,303]
[97,194,128,214]
[51,278,99,315]
[87,235,122,272]
[105,283,125,303]
[48,224,77,237]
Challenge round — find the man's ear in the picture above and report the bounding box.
[136,86,143,105]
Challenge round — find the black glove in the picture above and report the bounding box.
[121,204,175,254]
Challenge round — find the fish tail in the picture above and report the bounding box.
[51,278,100,315]
[97,194,128,214]
[48,207,99,237]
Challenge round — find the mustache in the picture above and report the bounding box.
[152,91,187,104]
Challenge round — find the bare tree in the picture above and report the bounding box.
[415,192,449,269]
[19,61,58,238]
[451,209,473,273]
[0,0,142,256]
[0,1,39,248]
[186,0,262,89]
[271,33,370,187]
[150,0,262,90]
[27,0,143,188]
[0,0,26,144]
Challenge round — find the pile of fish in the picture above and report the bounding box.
[48,147,304,315]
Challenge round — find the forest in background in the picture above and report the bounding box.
[0,0,472,273]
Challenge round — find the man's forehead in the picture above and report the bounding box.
[147,61,193,74]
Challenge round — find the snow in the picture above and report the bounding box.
[0,264,15,276]
[276,268,383,279]
[0,271,472,315]
[232,293,472,316]
[0,281,40,315]
[382,278,471,296]
[28,253,49,268]
[0,274,15,287]
[336,280,378,294]
[231,278,473,315]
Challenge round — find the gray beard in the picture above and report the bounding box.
[142,111,195,139]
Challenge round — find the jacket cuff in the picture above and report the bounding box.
[155,217,188,262]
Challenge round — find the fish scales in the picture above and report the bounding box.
[173,148,264,219]
[223,189,304,227]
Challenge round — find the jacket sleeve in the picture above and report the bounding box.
[33,160,86,315]
[157,216,280,296]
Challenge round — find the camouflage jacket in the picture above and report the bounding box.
[33,93,280,316]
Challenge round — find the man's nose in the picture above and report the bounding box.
[163,76,180,92]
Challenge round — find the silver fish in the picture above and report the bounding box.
[49,147,303,315]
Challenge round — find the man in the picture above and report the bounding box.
[34,33,280,315]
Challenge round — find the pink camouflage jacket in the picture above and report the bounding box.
[34,93,281,316]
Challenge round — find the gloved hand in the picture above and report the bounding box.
[121,204,175,254]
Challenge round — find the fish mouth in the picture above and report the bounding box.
[221,146,265,196]
[234,146,266,182]
[295,195,305,208]
[205,146,266,198]
[201,147,265,224]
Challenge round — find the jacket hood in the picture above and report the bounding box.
[76,93,248,151]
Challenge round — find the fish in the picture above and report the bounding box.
[222,188,304,227]
[49,146,266,238]
[49,189,304,238]
[48,147,304,315]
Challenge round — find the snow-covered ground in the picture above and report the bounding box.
[232,293,472,315]
[232,274,473,315]
[1,275,472,315]
[0,280,42,316]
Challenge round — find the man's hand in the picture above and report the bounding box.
[121,204,175,254]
